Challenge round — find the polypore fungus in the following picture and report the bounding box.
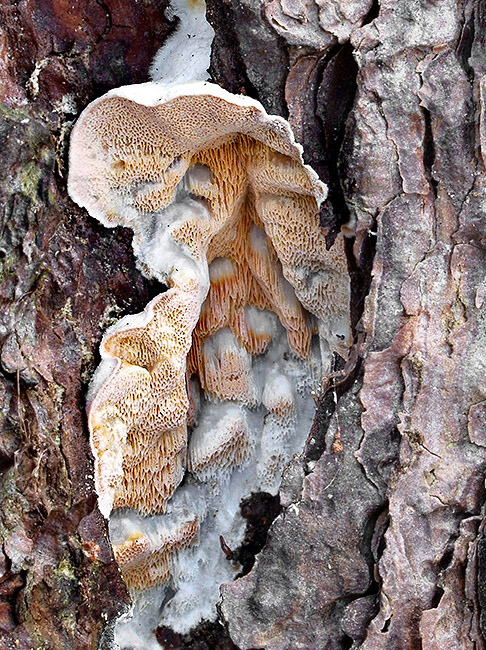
[69,80,350,510]
[87,277,200,517]
[186,403,253,481]
[112,518,199,591]
[68,79,351,645]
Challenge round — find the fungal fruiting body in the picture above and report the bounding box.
[68,81,350,647]
[88,272,201,518]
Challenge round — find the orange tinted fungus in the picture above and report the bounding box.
[68,82,350,517]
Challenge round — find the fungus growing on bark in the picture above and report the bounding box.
[113,519,199,591]
[186,403,253,481]
[68,79,351,644]
[69,80,350,517]
[87,277,200,517]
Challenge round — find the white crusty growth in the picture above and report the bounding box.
[150,0,215,86]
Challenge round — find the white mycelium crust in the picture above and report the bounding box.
[68,14,351,645]
[149,0,215,86]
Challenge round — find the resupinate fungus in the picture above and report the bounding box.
[68,79,351,648]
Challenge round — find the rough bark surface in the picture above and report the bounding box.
[0,1,171,647]
[218,1,486,649]
[0,1,485,649]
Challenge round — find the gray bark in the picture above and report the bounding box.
[217,2,486,649]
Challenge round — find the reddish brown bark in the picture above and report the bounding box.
[0,1,171,647]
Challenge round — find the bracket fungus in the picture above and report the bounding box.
[112,518,199,591]
[68,80,351,646]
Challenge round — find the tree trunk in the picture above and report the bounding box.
[1,1,485,649]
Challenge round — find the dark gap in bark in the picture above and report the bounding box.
[436,546,454,573]
[315,43,373,417]
[477,527,486,636]
[342,635,354,649]
[421,106,438,199]
[361,501,389,573]
[289,48,335,188]
[301,351,363,470]
[381,616,391,633]
[342,499,388,639]
[346,230,376,337]
[426,532,464,613]
[373,503,390,563]
[303,387,336,463]
[0,453,14,474]
[334,350,362,400]
[233,492,282,577]
[456,7,475,81]
[95,0,114,45]
[317,43,375,353]
[362,0,380,26]
[429,586,445,609]
[454,8,477,167]
[304,344,365,468]
[317,43,358,247]
[205,0,261,102]
[339,99,379,382]
[155,619,239,650]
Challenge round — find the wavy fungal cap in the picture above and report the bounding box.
[113,518,199,591]
[68,82,325,228]
[68,82,350,586]
[187,403,253,481]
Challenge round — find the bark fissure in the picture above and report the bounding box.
[421,106,438,199]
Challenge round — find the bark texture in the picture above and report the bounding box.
[0,1,171,647]
[1,1,485,649]
[217,1,486,649]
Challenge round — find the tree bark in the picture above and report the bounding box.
[1,1,485,649]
